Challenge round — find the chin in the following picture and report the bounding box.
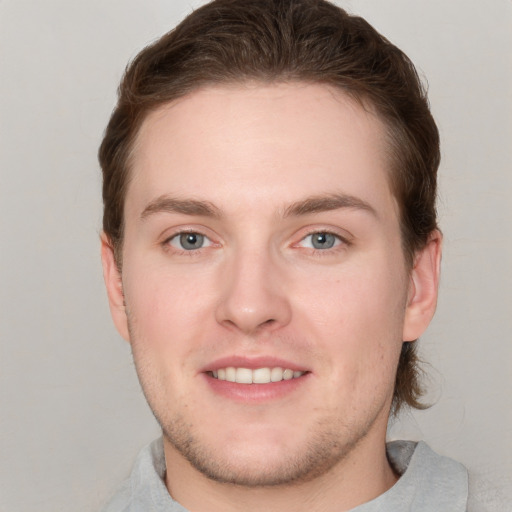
[161,412,372,487]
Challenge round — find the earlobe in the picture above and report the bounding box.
[100,233,130,341]
[403,230,443,342]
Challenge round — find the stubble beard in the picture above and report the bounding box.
[158,411,376,488]
[126,317,386,489]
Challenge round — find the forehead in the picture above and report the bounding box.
[128,82,396,217]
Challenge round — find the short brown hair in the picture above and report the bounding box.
[99,0,440,414]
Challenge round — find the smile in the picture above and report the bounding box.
[210,367,306,384]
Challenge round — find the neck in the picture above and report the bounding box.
[163,428,398,512]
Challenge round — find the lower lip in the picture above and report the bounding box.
[202,373,310,403]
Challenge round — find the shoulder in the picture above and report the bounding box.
[100,479,132,512]
[466,470,511,512]
[100,438,183,512]
[382,440,469,511]
[387,440,468,484]
[387,441,509,512]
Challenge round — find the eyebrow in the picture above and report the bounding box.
[140,192,377,221]
[283,193,378,218]
[140,195,221,220]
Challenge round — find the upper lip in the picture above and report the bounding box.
[200,355,309,373]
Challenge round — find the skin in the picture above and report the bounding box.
[102,82,441,512]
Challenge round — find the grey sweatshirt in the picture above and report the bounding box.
[101,438,470,511]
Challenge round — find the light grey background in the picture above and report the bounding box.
[1,1,510,510]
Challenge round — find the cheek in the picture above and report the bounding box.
[295,257,407,333]
[122,268,208,406]
[122,259,214,357]
[293,259,407,386]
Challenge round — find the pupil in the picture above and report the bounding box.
[312,233,335,249]
[180,233,203,250]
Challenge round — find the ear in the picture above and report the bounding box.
[402,230,443,342]
[100,232,130,342]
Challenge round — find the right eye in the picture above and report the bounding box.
[299,232,341,250]
[167,232,212,251]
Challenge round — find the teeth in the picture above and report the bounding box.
[225,367,236,382]
[253,367,271,383]
[270,367,283,382]
[211,367,305,384]
[235,368,252,384]
[283,369,293,380]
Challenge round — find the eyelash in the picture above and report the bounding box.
[161,229,351,256]
[162,230,215,255]
[295,230,351,254]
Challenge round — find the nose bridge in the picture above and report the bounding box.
[215,241,291,334]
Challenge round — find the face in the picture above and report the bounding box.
[102,82,438,487]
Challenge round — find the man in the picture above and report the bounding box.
[98,0,470,510]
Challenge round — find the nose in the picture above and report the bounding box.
[215,246,292,336]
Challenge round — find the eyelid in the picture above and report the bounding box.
[299,232,341,249]
[160,226,220,252]
[168,232,213,250]
[293,226,353,248]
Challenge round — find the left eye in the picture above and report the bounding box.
[300,232,341,250]
[168,232,212,251]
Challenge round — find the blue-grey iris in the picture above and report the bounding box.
[311,233,336,249]
[180,233,204,250]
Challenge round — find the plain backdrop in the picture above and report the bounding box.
[1,1,511,510]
